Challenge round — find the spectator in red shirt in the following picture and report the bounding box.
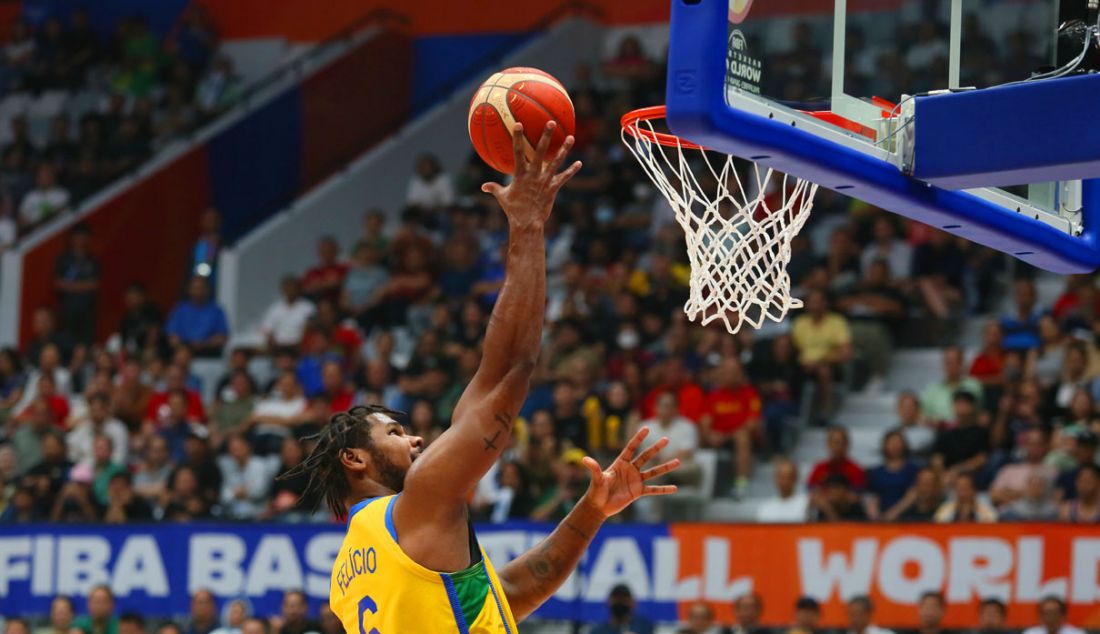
[970,320,1006,386]
[701,357,762,497]
[640,357,705,423]
[807,426,867,490]
[301,236,348,303]
[16,373,69,425]
[144,364,205,428]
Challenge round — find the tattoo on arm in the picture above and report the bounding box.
[483,430,502,451]
[483,412,515,451]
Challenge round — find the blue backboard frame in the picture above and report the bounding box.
[663,0,1100,273]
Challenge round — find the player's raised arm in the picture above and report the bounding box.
[393,121,580,567]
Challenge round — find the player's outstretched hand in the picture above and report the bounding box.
[579,426,681,519]
[481,121,582,229]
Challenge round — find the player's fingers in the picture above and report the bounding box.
[510,123,527,175]
[481,182,504,198]
[631,437,669,468]
[534,121,556,166]
[618,426,649,462]
[643,484,678,496]
[581,456,603,482]
[550,160,582,190]
[641,458,680,481]
[547,135,574,174]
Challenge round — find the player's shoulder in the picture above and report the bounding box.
[346,495,397,531]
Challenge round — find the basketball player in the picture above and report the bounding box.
[286,122,682,633]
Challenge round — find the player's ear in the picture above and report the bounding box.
[340,448,368,471]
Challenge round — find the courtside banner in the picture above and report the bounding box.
[0,523,1097,628]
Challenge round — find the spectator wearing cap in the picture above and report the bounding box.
[1059,463,1100,522]
[787,597,821,634]
[807,427,866,490]
[53,223,99,345]
[809,472,867,522]
[724,593,771,634]
[791,289,852,425]
[920,347,983,425]
[899,591,952,634]
[934,472,997,523]
[260,276,315,352]
[166,276,229,358]
[847,595,895,634]
[1021,597,1084,634]
[972,598,1013,634]
[530,448,589,522]
[590,584,655,634]
[990,428,1057,508]
[931,392,989,485]
[678,602,722,634]
[1055,430,1098,500]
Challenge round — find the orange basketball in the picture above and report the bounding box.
[468,67,575,174]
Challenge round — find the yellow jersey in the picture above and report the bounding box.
[330,494,520,633]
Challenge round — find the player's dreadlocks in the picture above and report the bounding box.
[278,404,404,516]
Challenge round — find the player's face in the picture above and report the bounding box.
[366,415,424,493]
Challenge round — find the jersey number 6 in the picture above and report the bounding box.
[358,595,381,634]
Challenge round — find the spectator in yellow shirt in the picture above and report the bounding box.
[791,290,852,425]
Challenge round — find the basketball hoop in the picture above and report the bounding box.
[621,106,818,334]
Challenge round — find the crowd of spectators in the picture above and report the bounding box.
[0,5,238,251]
[0,3,1097,632]
[588,588,1086,634]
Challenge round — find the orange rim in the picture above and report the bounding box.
[621,105,707,150]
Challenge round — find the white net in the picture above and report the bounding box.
[622,112,818,334]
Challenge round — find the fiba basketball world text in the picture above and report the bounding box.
[726,30,762,95]
[1,525,1100,625]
